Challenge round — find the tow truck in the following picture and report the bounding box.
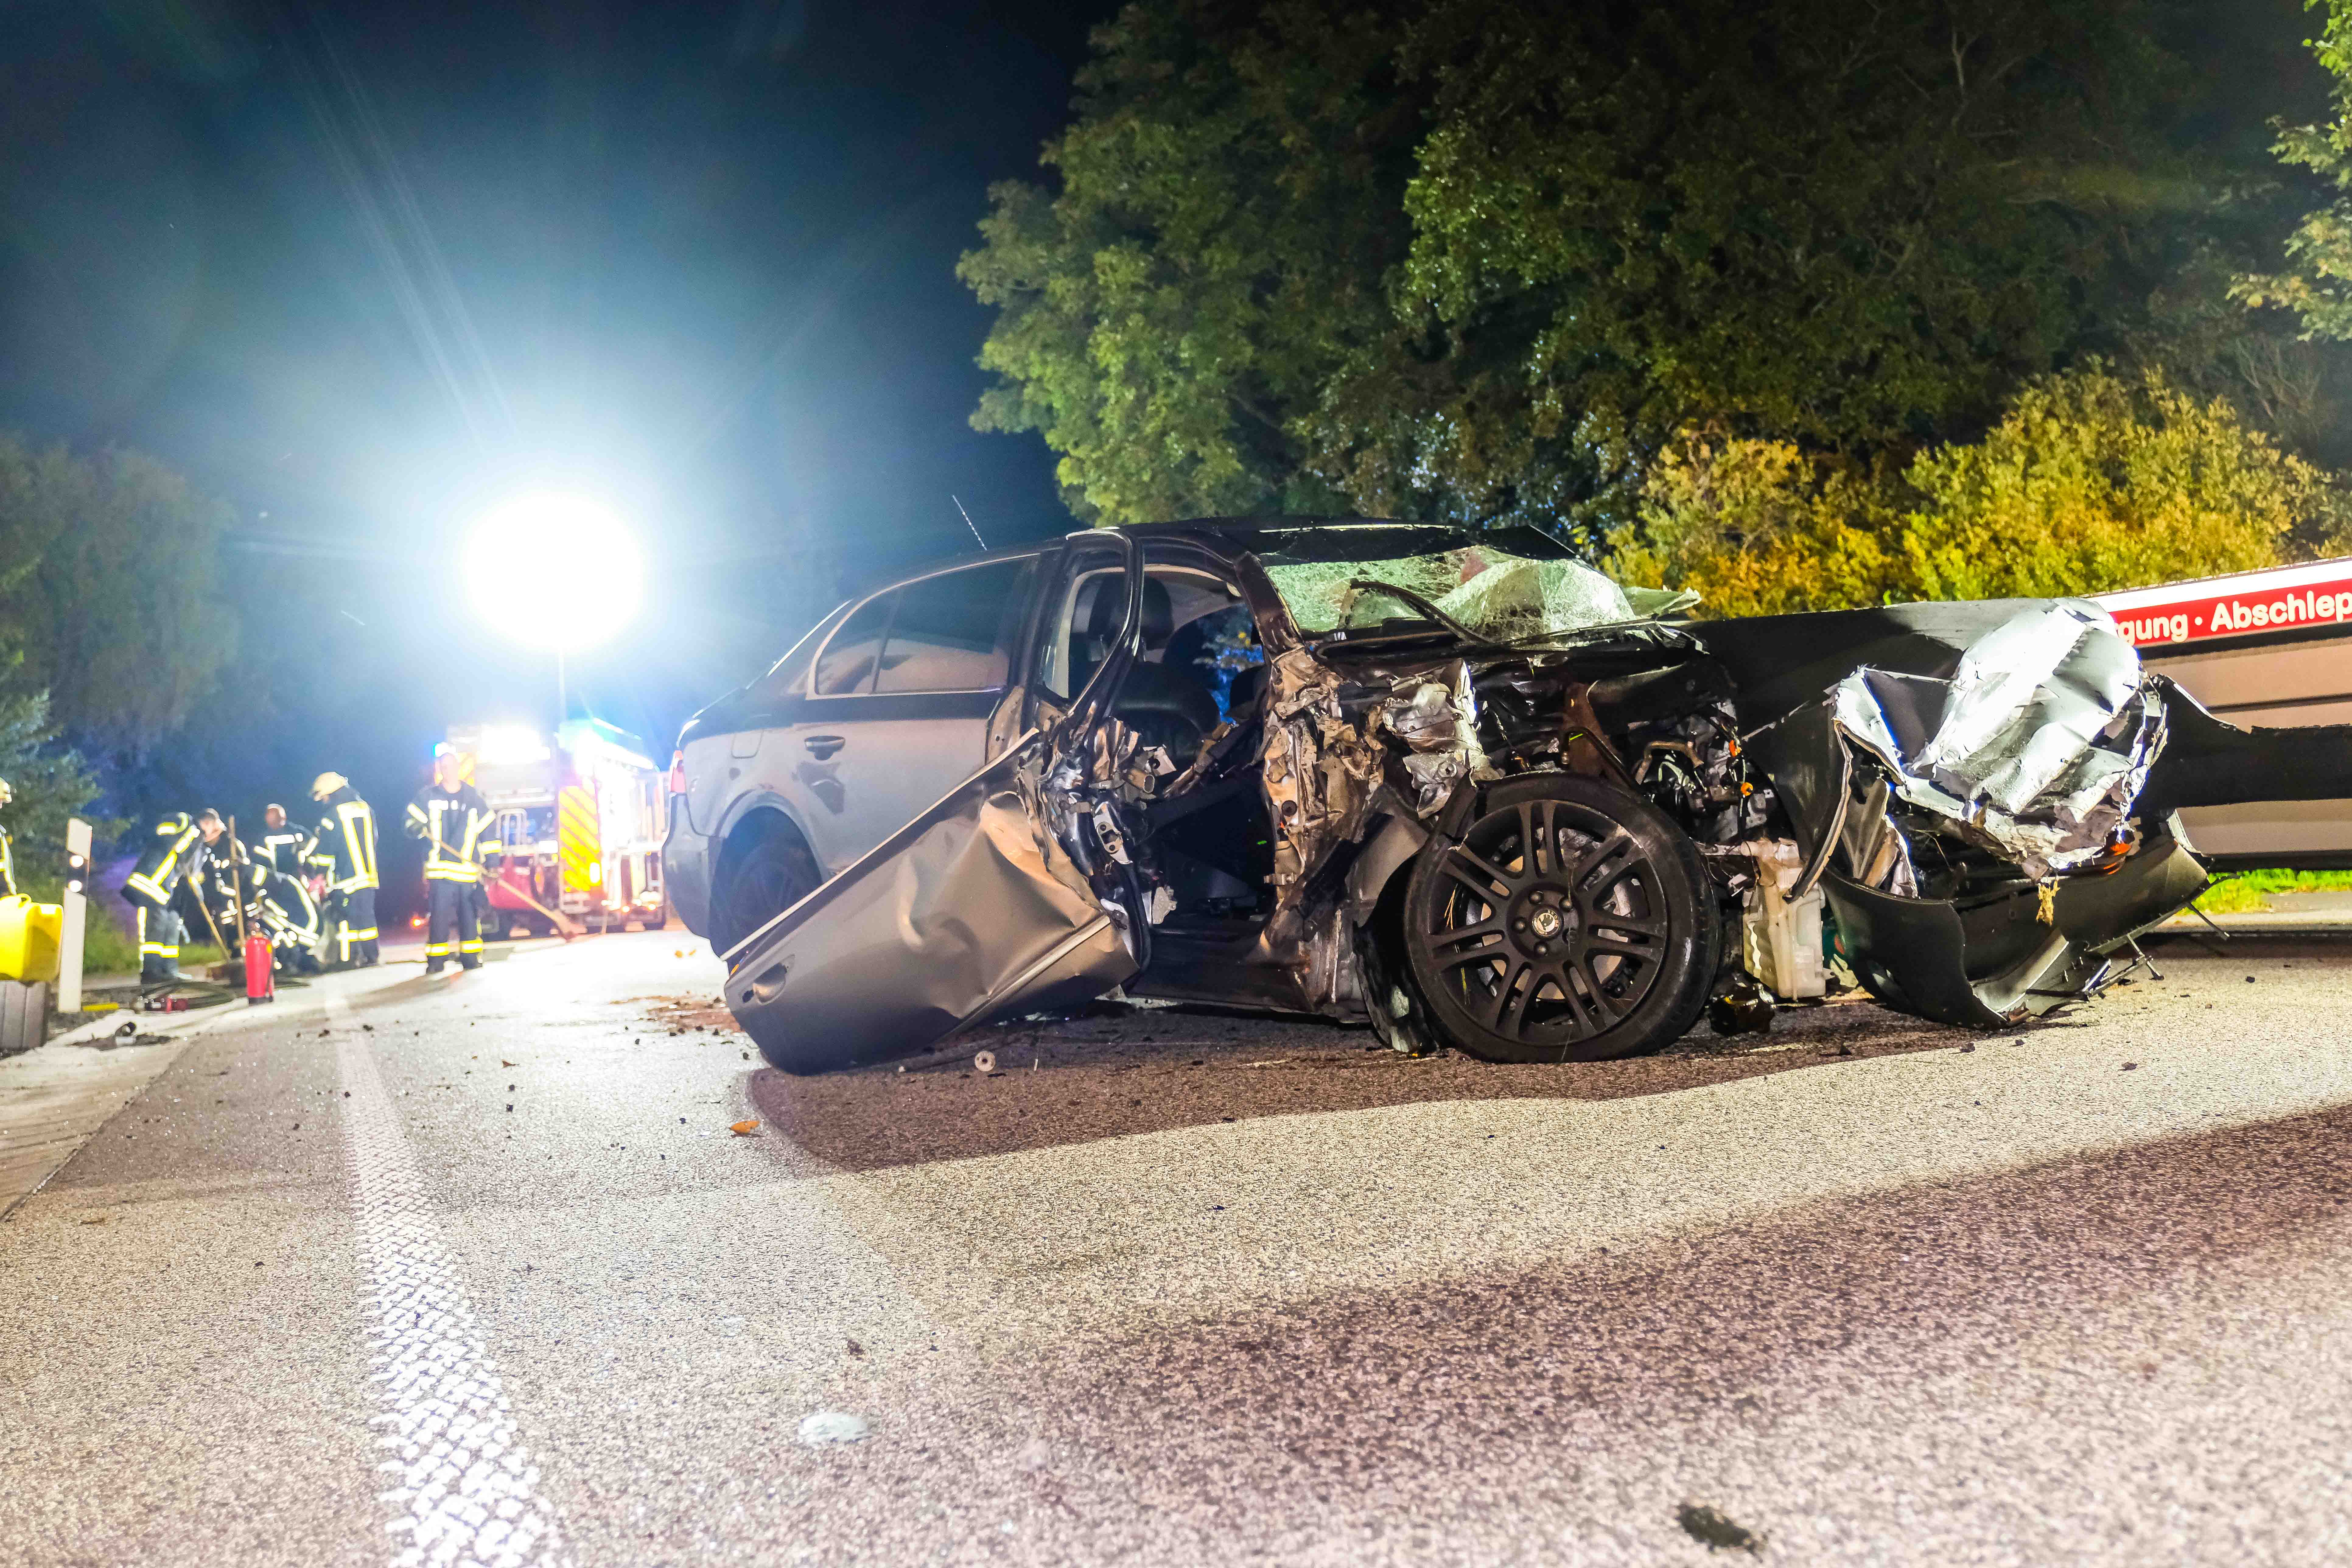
[2093,554,2352,868]
[446,720,670,935]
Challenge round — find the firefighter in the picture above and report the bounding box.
[308,772,381,968]
[188,809,267,947]
[406,747,495,973]
[0,778,16,898]
[122,810,201,984]
[256,804,312,878]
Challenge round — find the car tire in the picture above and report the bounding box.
[1400,772,1718,1062]
[710,824,821,956]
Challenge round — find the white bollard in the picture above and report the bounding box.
[56,817,89,1016]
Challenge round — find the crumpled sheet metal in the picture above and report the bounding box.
[723,739,1136,1073]
[1370,660,1495,816]
[1259,646,1383,932]
[1829,603,2165,878]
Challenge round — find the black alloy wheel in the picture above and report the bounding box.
[711,828,820,956]
[1401,772,1717,1062]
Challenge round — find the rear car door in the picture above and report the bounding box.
[787,554,1042,876]
[722,531,1146,1074]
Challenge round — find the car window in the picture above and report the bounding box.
[874,558,1038,694]
[750,601,849,702]
[1033,559,1244,702]
[811,593,895,695]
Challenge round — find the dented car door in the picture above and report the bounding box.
[720,531,1150,1074]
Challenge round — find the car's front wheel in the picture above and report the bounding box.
[1400,772,1718,1062]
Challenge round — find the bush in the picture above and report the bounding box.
[1611,365,2351,615]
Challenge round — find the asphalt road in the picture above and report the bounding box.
[4,930,2350,1566]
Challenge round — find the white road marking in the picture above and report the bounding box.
[332,994,571,1568]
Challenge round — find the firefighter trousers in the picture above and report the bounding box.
[326,887,381,968]
[425,879,481,972]
[135,906,185,985]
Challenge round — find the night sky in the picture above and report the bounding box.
[0,0,1113,904]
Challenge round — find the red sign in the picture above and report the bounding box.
[2095,562,2352,649]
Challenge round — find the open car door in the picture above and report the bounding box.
[720,531,1150,1074]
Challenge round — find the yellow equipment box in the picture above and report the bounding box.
[0,894,63,984]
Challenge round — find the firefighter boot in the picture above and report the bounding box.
[425,880,468,974]
[137,907,185,986]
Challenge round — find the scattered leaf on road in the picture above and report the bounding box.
[797,1411,870,1446]
[1676,1503,1762,1554]
[729,1119,760,1136]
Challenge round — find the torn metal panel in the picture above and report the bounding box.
[1829,603,2166,878]
[1370,661,1493,817]
[721,731,1141,1073]
[1738,838,1826,1000]
[1257,645,1384,935]
[1823,827,2207,1027]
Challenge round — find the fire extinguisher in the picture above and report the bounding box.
[244,931,275,1005]
[226,816,275,1006]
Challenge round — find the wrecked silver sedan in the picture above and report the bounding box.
[669,519,2352,1073]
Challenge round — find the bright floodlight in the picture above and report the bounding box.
[468,494,641,650]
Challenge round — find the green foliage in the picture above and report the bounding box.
[1900,368,2340,597]
[2237,1,2352,339]
[1612,366,2344,615]
[957,2,1414,523]
[2195,867,2352,913]
[966,0,2318,545]
[0,689,105,869]
[0,434,238,759]
[1608,439,1906,619]
[1346,0,2207,539]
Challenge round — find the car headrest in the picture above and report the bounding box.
[1084,574,1174,647]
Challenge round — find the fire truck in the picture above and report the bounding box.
[445,720,670,934]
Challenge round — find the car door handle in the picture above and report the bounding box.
[804,734,846,760]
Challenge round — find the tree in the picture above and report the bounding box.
[958,1,1419,524]
[0,435,238,760]
[0,689,105,874]
[1612,365,2347,615]
[966,0,2315,542]
[2237,0,2352,340]
[1355,0,2224,539]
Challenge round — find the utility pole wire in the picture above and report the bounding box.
[952,494,988,551]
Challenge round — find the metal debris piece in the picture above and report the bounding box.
[1830,602,2165,877]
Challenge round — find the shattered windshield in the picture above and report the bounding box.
[1260,539,1696,642]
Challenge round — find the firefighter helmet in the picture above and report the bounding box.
[310,771,349,800]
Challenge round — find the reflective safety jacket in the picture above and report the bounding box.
[191,836,267,927]
[307,787,380,892]
[124,813,201,912]
[406,782,495,882]
[256,863,321,945]
[256,828,314,878]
